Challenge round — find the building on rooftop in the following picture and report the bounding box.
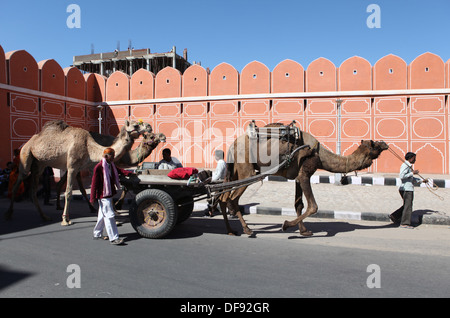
[72,46,191,77]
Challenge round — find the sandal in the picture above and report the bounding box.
[93,236,109,240]
[400,225,414,229]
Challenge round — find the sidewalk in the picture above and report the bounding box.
[194,171,450,226]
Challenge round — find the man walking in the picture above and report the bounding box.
[90,148,126,245]
[389,152,425,229]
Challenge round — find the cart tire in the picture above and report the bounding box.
[130,189,177,239]
[176,196,194,224]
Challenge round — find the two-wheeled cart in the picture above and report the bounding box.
[128,143,310,239]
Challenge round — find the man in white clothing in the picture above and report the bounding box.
[211,150,226,182]
[389,152,425,229]
[205,150,227,217]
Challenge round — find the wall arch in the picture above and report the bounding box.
[64,67,85,100]
[106,71,130,101]
[373,54,407,90]
[0,45,9,165]
[209,62,239,96]
[155,67,181,99]
[6,50,38,90]
[0,45,6,84]
[183,64,208,97]
[131,68,154,100]
[338,56,372,91]
[85,73,106,103]
[240,61,270,94]
[306,57,336,92]
[272,59,304,93]
[38,59,65,95]
[408,52,445,89]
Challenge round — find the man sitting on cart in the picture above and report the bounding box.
[158,148,183,170]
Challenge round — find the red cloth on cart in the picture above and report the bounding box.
[167,167,198,180]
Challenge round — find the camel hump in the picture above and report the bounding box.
[42,120,70,132]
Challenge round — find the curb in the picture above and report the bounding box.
[267,175,450,188]
[193,203,450,226]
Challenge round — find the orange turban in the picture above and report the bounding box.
[103,148,115,156]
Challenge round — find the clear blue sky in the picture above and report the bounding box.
[1,0,450,72]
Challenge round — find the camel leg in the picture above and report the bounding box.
[282,180,309,235]
[30,162,51,222]
[61,168,76,226]
[75,173,96,213]
[282,172,317,236]
[57,172,96,213]
[55,172,67,210]
[218,200,237,236]
[229,197,253,236]
[228,184,254,235]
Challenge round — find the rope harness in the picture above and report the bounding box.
[387,147,444,201]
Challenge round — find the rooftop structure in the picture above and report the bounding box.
[72,46,191,77]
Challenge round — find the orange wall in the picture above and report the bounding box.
[0,45,10,168]
[1,45,449,174]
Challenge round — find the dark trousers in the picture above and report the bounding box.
[390,190,413,225]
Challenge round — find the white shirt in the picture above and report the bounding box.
[212,159,226,182]
[158,157,182,170]
[399,161,420,192]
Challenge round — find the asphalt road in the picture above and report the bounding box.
[1,198,449,300]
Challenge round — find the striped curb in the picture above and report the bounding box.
[266,175,450,188]
[193,203,450,226]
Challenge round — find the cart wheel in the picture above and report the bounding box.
[130,189,177,239]
[176,196,194,224]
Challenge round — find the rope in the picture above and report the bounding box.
[387,147,444,201]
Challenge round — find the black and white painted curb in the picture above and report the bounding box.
[267,174,450,188]
[193,202,450,226]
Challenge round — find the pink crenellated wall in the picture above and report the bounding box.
[1,43,450,174]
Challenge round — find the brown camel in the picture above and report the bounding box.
[5,119,148,225]
[55,130,166,211]
[218,122,389,237]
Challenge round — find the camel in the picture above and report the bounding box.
[55,130,166,211]
[5,119,149,225]
[218,121,389,237]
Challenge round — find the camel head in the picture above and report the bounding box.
[360,140,389,159]
[143,132,166,150]
[138,120,153,134]
[124,120,152,139]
